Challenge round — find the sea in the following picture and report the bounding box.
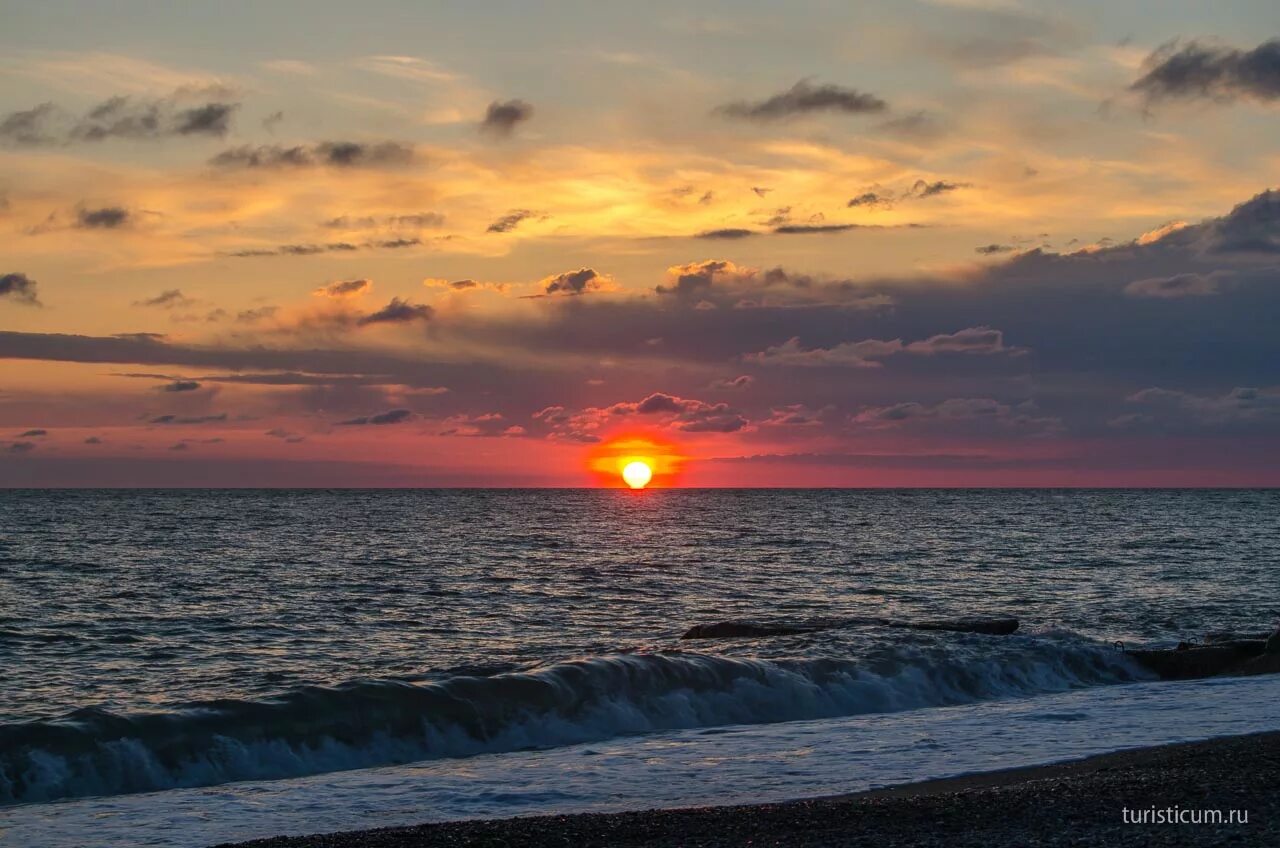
[2,489,1278,847]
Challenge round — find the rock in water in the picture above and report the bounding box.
[1268,628,1280,655]
[680,621,820,640]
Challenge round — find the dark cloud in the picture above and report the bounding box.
[356,297,434,326]
[747,327,1017,368]
[486,210,534,233]
[337,408,413,426]
[710,375,755,391]
[149,413,227,425]
[236,306,279,323]
[84,436,103,445]
[228,239,416,258]
[315,278,372,298]
[976,244,1016,255]
[848,192,891,209]
[0,103,58,145]
[696,228,757,239]
[210,141,414,169]
[171,102,237,136]
[18,429,47,437]
[1111,386,1280,434]
[76,207,130,229]
[1131,39,1280,104]
[4,187,1280,455]
[134,289,192,308]
[543,268,605,296]
[479,99,533,136]
[325,212,445,229]
[910,180,967,198]
[773,223,861,234]
[0,93,237,146]
[715,80,888,120]
[0,272,41,306]
[8,442,36,454]
[160,380,202,392]
[1124,272,1221,298]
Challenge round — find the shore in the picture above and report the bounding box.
[220,731,1279,848]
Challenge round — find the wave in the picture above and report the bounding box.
[0,638,1145,805]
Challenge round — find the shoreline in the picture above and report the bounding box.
[220,730,1280,847]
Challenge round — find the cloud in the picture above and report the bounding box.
[1131,39,1280,105]
[8,442,36,454]
[975,244,1016,255]
[315,278,372,298]
[696,228,757,239]
[84,436,103,445]
[847,192,891,209]
[356,297,434,326]
[160,380,201,392]
[1113,385,1280,432]
[0,93,236,146]
[910,179,968,198]
[605,392,748,433]
[0,272,41,306]
[710,375,755,391]
[76,206,130,229]
[1124,272,1221,298]
[18,429,47,437]
[746,327,1019,367]
[228,239,419,258]
[773,223,862,234]
[853,397,1059,433]
[210,141,415,169]
[149,413,227,425]
[486,209,535,233]
[324,212,444,230]
[337,408,413,426]
[541,268,608,296]
[715,80,888,120]
[134,289,192,308]
[236,306,279,323]
[480,99,533,136]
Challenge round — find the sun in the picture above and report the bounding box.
[621,460,654,489]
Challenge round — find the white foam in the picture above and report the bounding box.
[5,674,1279,848]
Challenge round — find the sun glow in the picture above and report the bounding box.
[621,459,653,489]
[586,434,684,488]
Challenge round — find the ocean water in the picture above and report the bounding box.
[2,489,1279,846]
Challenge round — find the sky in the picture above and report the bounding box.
[1,0,1278,487]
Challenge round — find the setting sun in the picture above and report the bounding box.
[621,460,653,489]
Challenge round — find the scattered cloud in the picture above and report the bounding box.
[337,408,414,425]
[134,289,192,308]
[715,80,888,120]
[356,297,433,326]
[486,209,535,233]
[210,141,414,169]
[160,380,201,392]
[1131,38,1280,105]
[314,278,372,298]
[1124,272,1222,298]
[0,272,41,306]
[0,92,236,146]
[76,206,130,229]
[540,267,610,296]
[480,99,533,136]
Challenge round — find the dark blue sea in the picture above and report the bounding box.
[3,489,1279,846]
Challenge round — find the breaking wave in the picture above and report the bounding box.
[0,638,1145,805]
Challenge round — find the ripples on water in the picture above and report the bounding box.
[1,489,1277,804]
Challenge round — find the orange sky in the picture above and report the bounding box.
[2,3,1279,486]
